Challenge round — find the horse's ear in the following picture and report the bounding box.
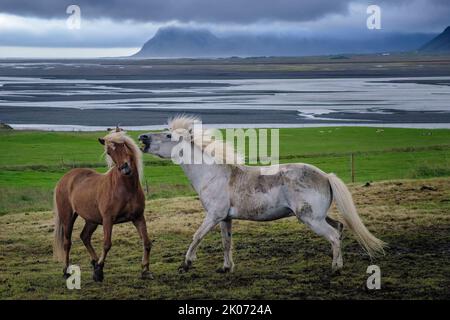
[98,138,105,145]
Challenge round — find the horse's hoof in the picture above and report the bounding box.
[178,261,192,273]
[141,270,154,280]
[331,268,342,276]
[178,265,188,273]
[216,267,231,274]
[93,275,103,282]
[93,271,104,282]
[93,265,104,282]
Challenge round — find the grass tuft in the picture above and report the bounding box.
[0,187,52,215]
[410,161,450,178]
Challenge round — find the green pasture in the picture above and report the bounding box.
[1,127,449,215]
[1,126,450,299]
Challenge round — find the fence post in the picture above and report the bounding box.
[350,153,355,183]
[145,180,149,196]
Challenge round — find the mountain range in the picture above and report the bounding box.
[133,26,449,58]
[419,26,450,53]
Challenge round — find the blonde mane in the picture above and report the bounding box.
[102,130,144,181]
[168,115,244,165]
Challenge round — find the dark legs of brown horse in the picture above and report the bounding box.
[133,215,153,279]
[79,216,151,282]
[80,222,99,266]
[92,217,113,282]
[62,213,78,278]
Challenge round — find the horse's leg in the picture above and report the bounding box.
[62,213,78,278]
[80,222,99,267]
[217,219,234,273]
[297,205,343,273]
[132,215,153,280]
[326,216,344,240]
[179,216,221,273]
[93,217,113,282]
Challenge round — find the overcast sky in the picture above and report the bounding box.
[0,0,449,58]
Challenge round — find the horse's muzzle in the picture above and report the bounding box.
[138,134,151,152]
[119,163,132,176]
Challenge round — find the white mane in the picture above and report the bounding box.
[168,115,244,165]
[102,130,144,181]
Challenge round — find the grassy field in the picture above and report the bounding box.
[0,178,449,299]
[0,126,450,299]
[1,127,450,214]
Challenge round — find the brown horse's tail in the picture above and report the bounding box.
[53,188,65,262]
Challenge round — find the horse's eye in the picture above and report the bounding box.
[166,134,172,139]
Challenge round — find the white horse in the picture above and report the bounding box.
[139,115,385,273]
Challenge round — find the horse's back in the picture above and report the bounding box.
[279,163,332,215]
[234,163,330,191]
[280,163,330,190]
[56,168,101,192]
[228,163,331,220]
[55,168,103,217]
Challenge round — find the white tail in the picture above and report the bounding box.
[53,188,65,262]
[328,173,386,257]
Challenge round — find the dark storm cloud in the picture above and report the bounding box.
[1,0,449,52]
[0,0,352,23]
[2,0,450,30]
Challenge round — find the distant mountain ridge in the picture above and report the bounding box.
[419,26,450,53]
[134,27,222,57]
[133,26,436,58]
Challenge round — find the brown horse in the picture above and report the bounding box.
[53,128,152,282]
